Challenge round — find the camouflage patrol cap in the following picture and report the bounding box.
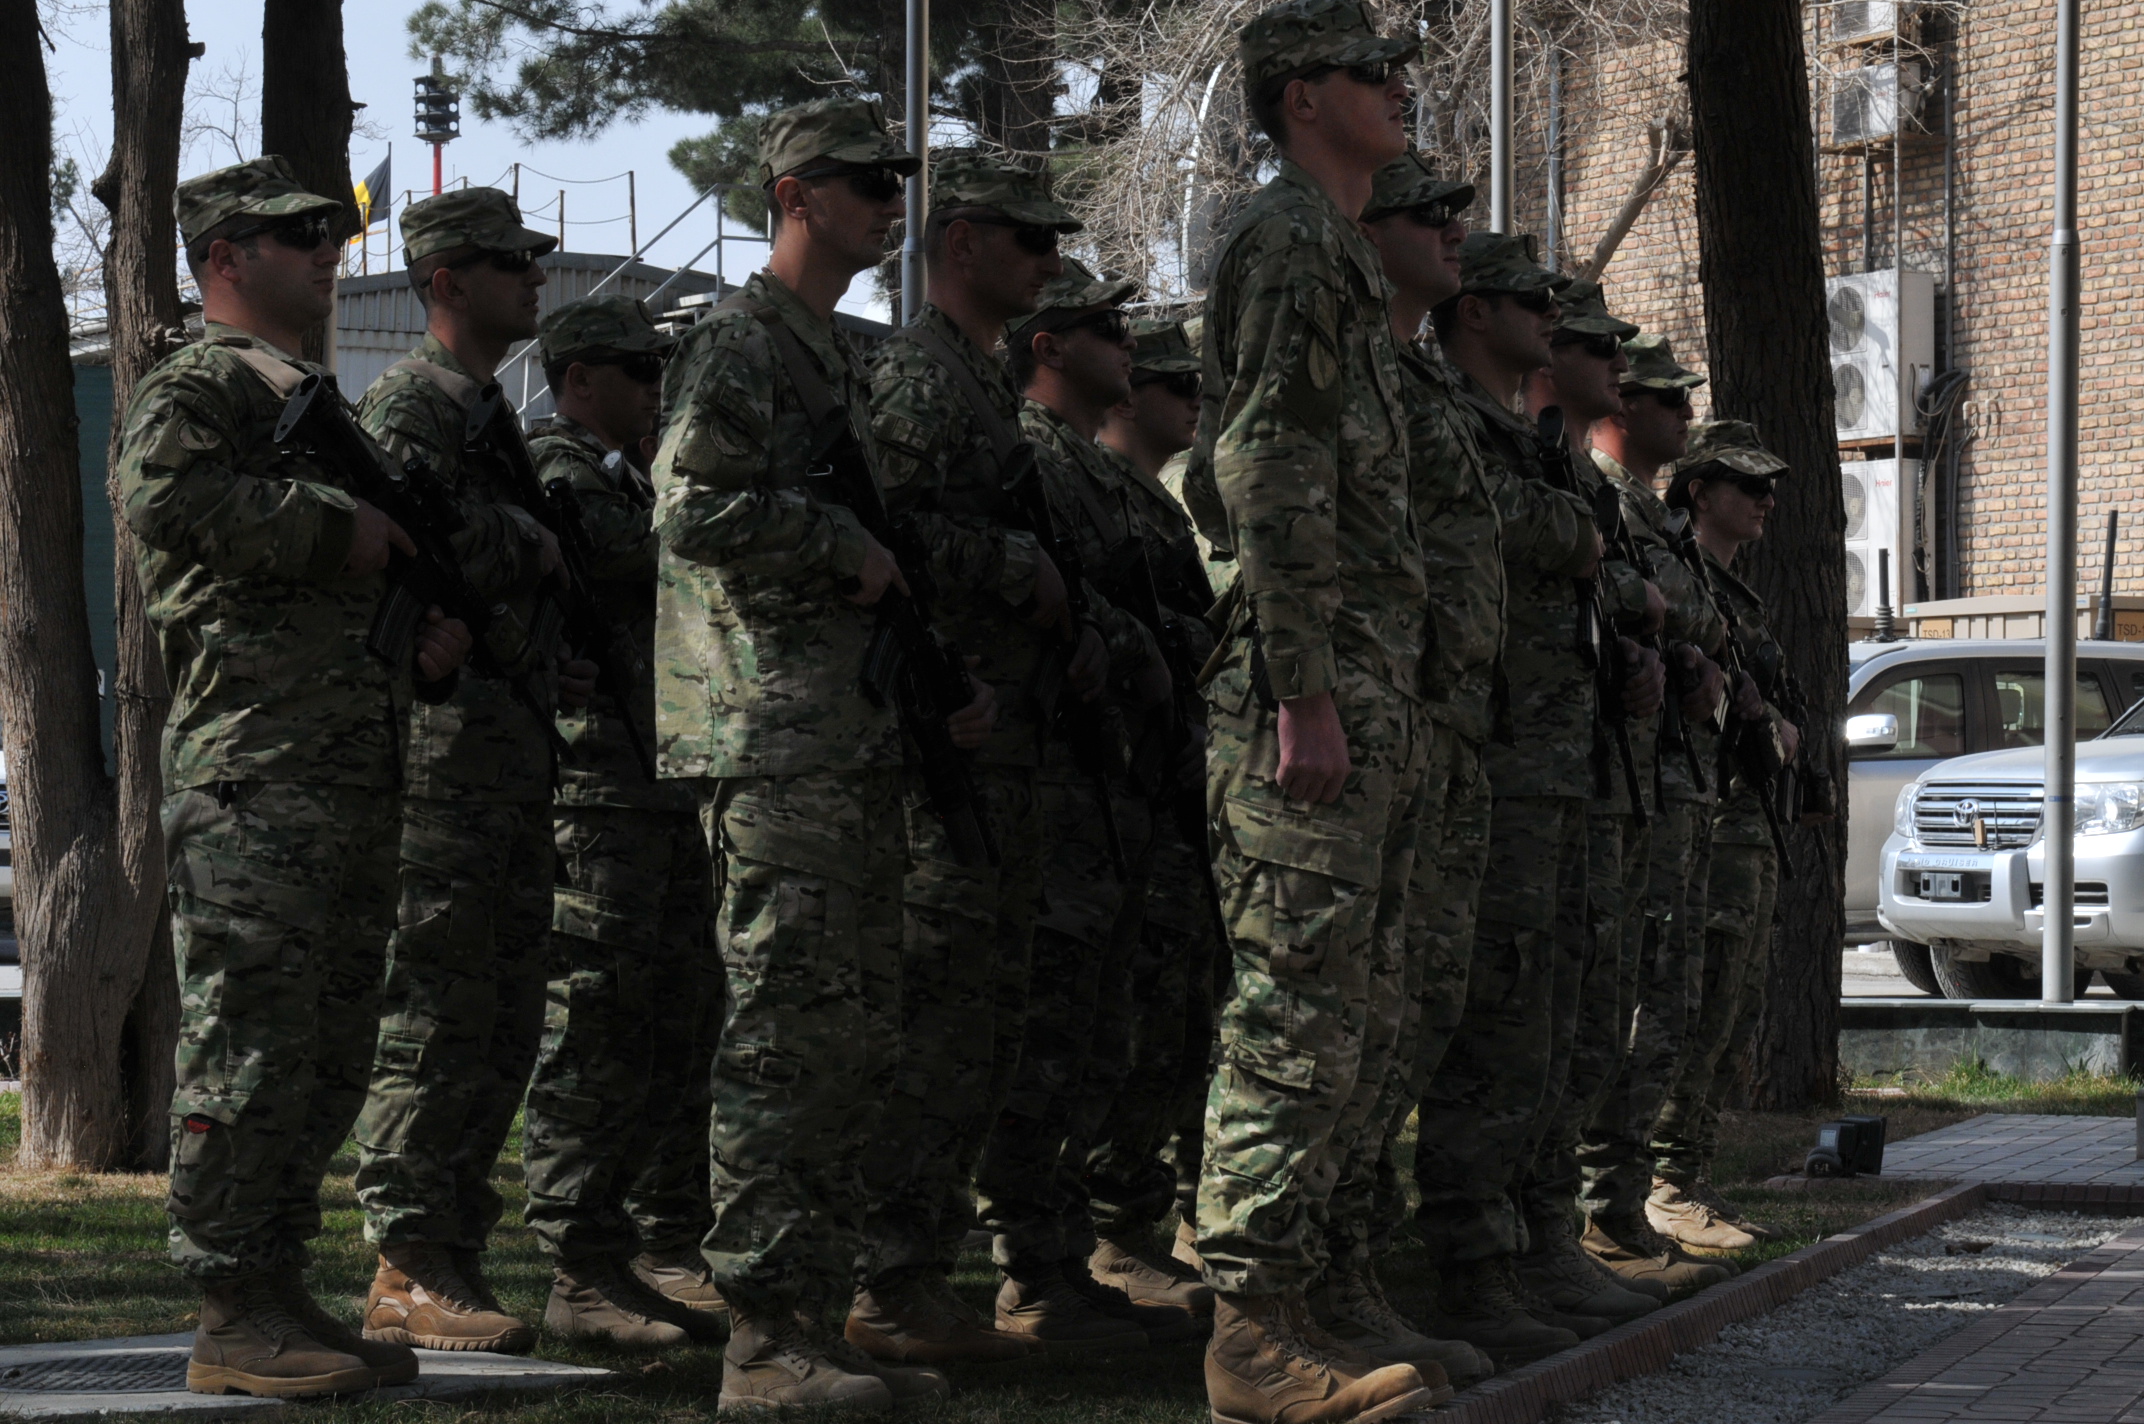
[401,187,558,265]
[1675,419,1789,479]
[1555,279,1640,340]
[1622,333,1706,391]
[1131,318,1200,375]
[1007,257,1138,341]
[1458,231,1572,297]
[930,149,1081,231]
[1361,151,1475,225]
[175,156,341,247]
[757,97,920,185]
[538,295,676,368]
[1240,0,1420,94]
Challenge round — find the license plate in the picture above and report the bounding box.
[1920,872,1964,900]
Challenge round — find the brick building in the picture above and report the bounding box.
[1485,2,2130,617]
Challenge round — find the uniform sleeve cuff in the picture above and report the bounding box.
[1264,642,1339,701]
[825,508,870,579]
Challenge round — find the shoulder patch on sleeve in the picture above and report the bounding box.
[871,408,935,458]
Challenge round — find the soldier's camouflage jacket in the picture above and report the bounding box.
[1400,341,1503,746]
[1159,450,1237,597]
[528,414,692,812]
[358,334,558,803]
[119,323,411,792]
[1450,371,1644,799]
[1702,545,1791,847]
[648,269,902,779]
[869,305,1052,767]
[1186,159,1427,703]
[1594,448,1727,804]
[1105,445,1219,679]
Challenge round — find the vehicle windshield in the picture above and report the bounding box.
[2102,696,2144,738]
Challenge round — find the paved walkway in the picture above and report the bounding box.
[1810,1224,2144,1423]
[1877,1112,2144,1189]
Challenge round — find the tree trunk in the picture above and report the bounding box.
[1687,0,1847,1110]
[976,2,1058,154]
[261,0,354,364]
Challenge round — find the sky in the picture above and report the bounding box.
[44,0,890,319]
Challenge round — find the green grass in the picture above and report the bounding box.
[0,1070,2135,1421]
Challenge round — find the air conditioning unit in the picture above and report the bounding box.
[1832,61,1927,144]
[1828,269,1936,442]
[1843,458,1920,618]
[1833,1,1919,44]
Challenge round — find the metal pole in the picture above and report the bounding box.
[1544,40,1562,270]
[902,0,930,324]
[512,162,519,203]
[628,171,637,255]
[1490,0,1512,230]
[432,143,443,197]
[2043,0,2082,1005]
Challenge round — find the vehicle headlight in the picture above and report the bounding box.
[2076,782,2144,837]
[1894,783,1920,841]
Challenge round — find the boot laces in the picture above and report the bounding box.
[1334,1270,1411,1337]
[1271,1299,1341,1369]
[237,1277,311,1347]
[417,1249,492,1313]
[1473,1259,1527,1315]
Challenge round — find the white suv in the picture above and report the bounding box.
[1877,688,2144,998]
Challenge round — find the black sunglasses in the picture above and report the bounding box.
[961,214,1062,256]
[1050,308,1132,345]
[792,163,905,205]
[1625,385,1693,410]
[1505,288,1558,316]
[447,248,539,275]
[1404,200,1462,229]
[1134,370,1201,401]
[591,352,666,385]
[1303,59,1402,87]
[1723,473,1776,499]
[1556,331,1623,361]
[226,213,334,251]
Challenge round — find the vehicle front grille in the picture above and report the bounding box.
[2031,882,2111,907]
[1914,782,2044,850]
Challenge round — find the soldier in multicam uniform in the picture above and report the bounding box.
[125,156,470,1397]
[1085,317,1227,1320]
[348,187,585,1356]
[1649,422,1798,1254]
[651,98,985,1412]
[974,263,1193,1350]
[515,296,724,1349]
[1181,4,1452,1420]
[847,149,1107,1368]
[1335,151,1503,1390]
[1576,336,1737,1263]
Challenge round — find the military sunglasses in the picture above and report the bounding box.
[446,247,540,275]
[589,352,667,384]
[225,212,335,251]
[1133,370,1201,401]
[1555,330,1624,361]
[1403,199,1463,230]
[960,214,1061,256]
[791,163,905,204]
[1049,308,1133,345]
[1302,59,1404,87]
[1722,473,1776,499]
[1625,385,1694,411]
[1503,288,1558,316]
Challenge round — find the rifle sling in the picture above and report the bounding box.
[227,344,311,400]
[713,292,851,431]
[908,324,1023,467]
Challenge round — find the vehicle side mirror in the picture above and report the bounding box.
[1846,712,1900,752]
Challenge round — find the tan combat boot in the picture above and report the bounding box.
[1063,1255,1206,1343]
[1092,1234,1216,1316]
[1206,1292,1441,1424]
[188,1274,378,1398]
[545,1259,691,1348]
[995,1266,1148,1352]
[1516,1215,1660,1326]
[1308,1267,1491,1387]
[364,1242,535,1353]
[1173,1217,1207,1274]
[847,1269,1036,1365]
[1582,1216,1733,1294]
[1424,1256,1579,1370]
[1646,1178,1758,1253]
[813,1316,953,1410]
[264,1260,419,1386]
[633,1245,733,1334]
[719,1304,893,1415]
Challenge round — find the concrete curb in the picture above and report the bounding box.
[1425,1182,1990,1424]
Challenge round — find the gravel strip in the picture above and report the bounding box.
[1548,1204,2141,1424]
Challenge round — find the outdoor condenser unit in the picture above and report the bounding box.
[1832,61,1928,145]
[1831,1,1920,45]
[1842,458,1920,618]
[1828,269,1936,443]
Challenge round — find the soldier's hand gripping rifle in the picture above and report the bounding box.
[804,419,999,869]
[271,371,566,755]
[1593,481,1706,802]
[1540,408,1647,826]
[536,459,659,782]
[1004,451,1128,874]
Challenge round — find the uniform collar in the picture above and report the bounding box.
[744,269,847,379]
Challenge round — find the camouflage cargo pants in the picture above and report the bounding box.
[623,965,727,1256]
[1084,804,1224,1243]
[1520,806,1651,1233]
[1414,795,1588,1264]
[522,805,718,1264]
[696,768,904,1315]
[162,782,402,1280]
[1195,659,1429,1296]
[858,763,1042,1284]
[1329,721,1483,1274]
[1579,796,1711,1224]
[976,775,1148,1270]
[354,797,554,1251]
[1653,833,1777,1184]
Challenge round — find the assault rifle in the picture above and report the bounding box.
[1539,408,1647,826]
[270,371,566,755]
[1004,453,1127,874]
[805,420,999,869]
[538,458,659,782]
